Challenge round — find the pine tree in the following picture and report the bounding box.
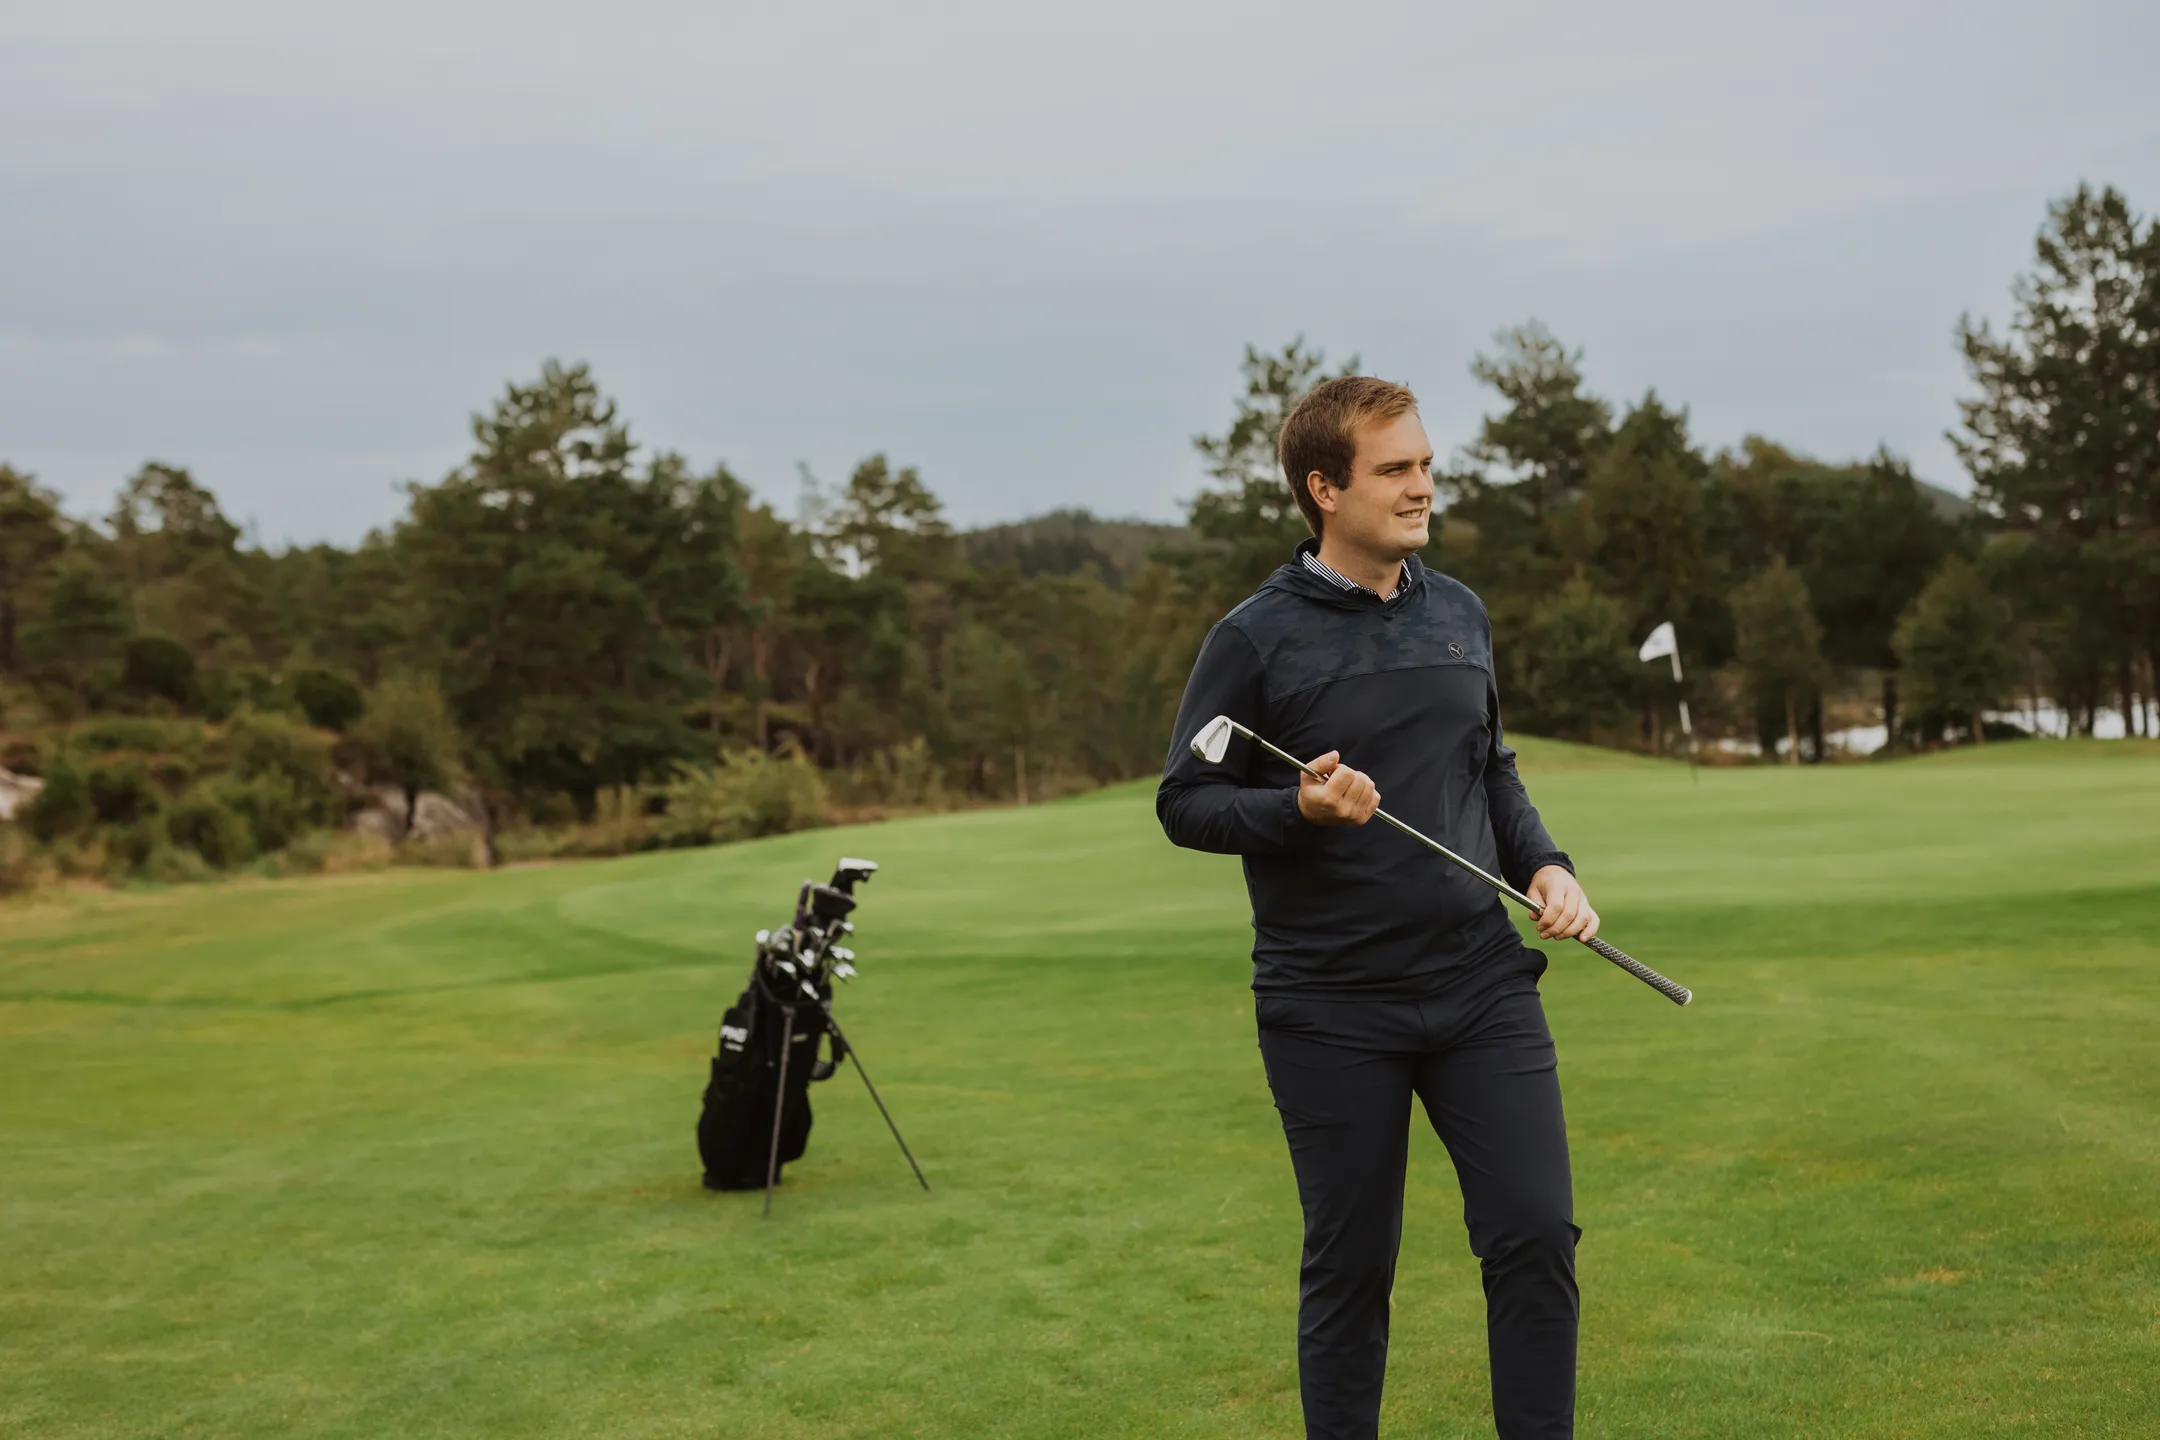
[1732,560,1825,764]
[0,465,66,680]
[1893,558,2016,745]
[1954,183,2160,734]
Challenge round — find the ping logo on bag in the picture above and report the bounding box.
[720,1024,749,1050]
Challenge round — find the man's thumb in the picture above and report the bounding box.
[1305,750,1340,777]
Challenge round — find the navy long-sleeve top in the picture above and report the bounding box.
[1157,541,1572,998]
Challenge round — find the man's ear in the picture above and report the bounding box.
[1306,471,1339,515]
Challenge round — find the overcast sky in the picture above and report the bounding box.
[5,1,2156,544]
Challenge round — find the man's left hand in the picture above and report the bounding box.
[1525,865,1598,942]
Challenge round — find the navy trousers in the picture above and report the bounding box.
[1255,974,1579,1440]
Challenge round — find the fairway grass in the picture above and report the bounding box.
[3,742,2157,1438]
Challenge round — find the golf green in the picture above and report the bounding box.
[3,740,2157,1438]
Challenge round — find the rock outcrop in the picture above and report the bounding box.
[0,767,44,823]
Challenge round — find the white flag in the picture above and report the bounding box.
[1638,621,1678,663]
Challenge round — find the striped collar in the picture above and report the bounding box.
[1299,544,1412,604]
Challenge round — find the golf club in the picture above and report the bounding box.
[1189,714,1692,1006]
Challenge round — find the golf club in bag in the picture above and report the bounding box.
[1189,715,1694,1007]
[696,857,930,1213]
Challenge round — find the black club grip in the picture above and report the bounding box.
[1579,935,1692,1007]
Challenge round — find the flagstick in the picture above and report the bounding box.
[1639,623,1698,785]
[1672,650,1698,785]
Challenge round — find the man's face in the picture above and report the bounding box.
[1309,409,1434,558]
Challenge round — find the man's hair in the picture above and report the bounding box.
[1277,376,1419,537]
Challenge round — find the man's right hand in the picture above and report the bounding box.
[1296,751,1380,827]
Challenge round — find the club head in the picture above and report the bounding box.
[832,857,879,891]
[1191,714,1236,765]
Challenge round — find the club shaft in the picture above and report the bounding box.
[1228,721,1532,905]
[1221,719,1693,1007]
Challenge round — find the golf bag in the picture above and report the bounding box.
[695,857,925,1206]
[696,963,841,1191]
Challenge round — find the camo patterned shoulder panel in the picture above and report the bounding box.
[1227,570,1492,705]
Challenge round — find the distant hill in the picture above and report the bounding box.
[960,509,1192,589]
[1916,479,1976,522]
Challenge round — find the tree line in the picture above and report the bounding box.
[0,181,2152,880]
[0,372,1183,841]
[1155,183,2159,758]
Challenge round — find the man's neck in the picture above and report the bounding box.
[1314,535,1406,598]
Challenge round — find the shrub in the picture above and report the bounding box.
[275,830,338,874]
[832,738,949,809]
[107,816,167,873]
[291,668,366,732]
[214,771,313,853]
[166,795,259,869]
[74,715,188,755]
[201,665,284,723]
[26,758,93,841]
[493,826,576,863]
[121,634,201,710]
[654,744,829,847]
[0,825,39,894]
[1,736,41,775]
[87,759,159,825]
[138,840,217,885]
[45,831,111,879]
[226,711,342,823]
[352,677,462,831]
[394,832,483,869]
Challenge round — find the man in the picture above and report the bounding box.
[1156,376,1599,1440]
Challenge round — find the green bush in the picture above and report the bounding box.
[121,635,201,710]
[26,758,93,841]
[213,771,312,853]
[226,711,342,824]
[493,826,576,863]
[832,738,950,809]
[352,676,461,826]
[74,715,191,756]
[107,816,167,874]
[0,824,38,894]
[291,668,366,732]
[275,830,338,874]
[654,744,829,847]
[393,832,483,869]
[87,760,159,825]
[198,665,284,724]
[166,795,259,869]
[137,839,216,885]
[1,735,41,775]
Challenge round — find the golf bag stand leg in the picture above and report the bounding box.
[822,1006,929,1191]
[762,1004,796,1217]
